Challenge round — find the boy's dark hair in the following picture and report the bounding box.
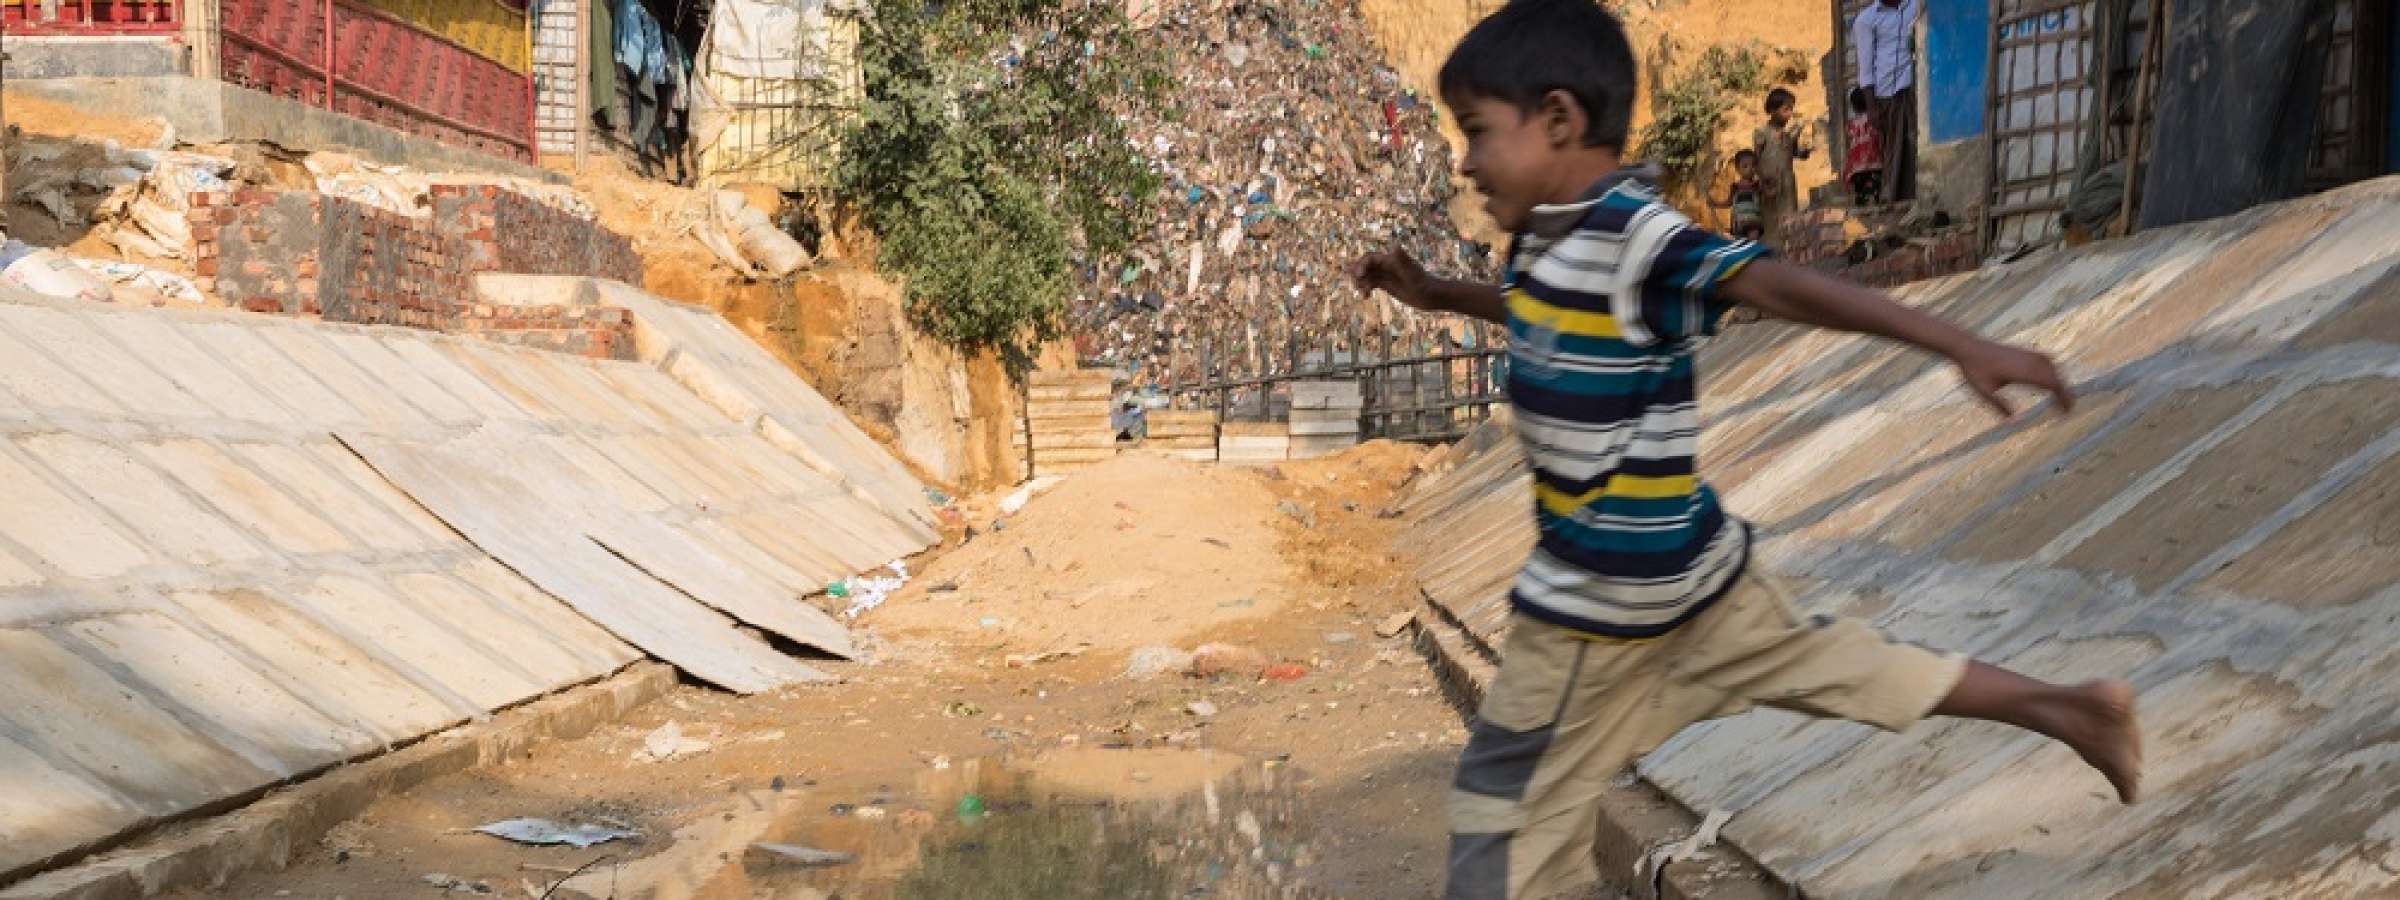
[1848,86,1872,114]
[1438,0,1636,150]
[1764,87,1796,113]
[1733,149,1760,165]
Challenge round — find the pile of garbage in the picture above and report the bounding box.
[1073,0,1498,388]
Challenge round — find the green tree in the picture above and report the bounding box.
[838,0,1164,366]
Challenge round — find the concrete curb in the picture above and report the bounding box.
[1409,602,1791,900]
[0,663,677,900]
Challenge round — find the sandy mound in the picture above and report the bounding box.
[865,452,1294,651]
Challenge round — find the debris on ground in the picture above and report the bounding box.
[1191,643,1270,679]
[1262,663,1309,682]
[1125,645,1198,679]
[1637,808,1735,883]
[473,818,639,849]
[838,560,910,619]
[1186,699,1220,718]
[1376,610,1417,638]
[637,721,712,762]
[748,842,857,868]
[420,872,493,894]
[999,475,1066,516]
[0,244,111,302]
[1004,644,1091,668]
[1277,499,1319,529]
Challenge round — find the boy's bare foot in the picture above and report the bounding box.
[2051,679,2142,804]
[1934,664,2143,804]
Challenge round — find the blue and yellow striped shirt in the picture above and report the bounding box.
[1503,171,1765,639]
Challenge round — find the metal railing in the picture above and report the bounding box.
[1167,348,1508,444]
[3,0,180,34]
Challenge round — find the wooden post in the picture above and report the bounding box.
[321,0,335,108]
[2118,0,2168,236]
[575,0,592,171]
[185,0,221,80]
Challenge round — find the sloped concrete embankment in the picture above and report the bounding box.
[1397,177,2400,898]
[0,276,934,888]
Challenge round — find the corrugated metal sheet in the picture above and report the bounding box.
[0,275,936,883]
[1397,179,2400,897]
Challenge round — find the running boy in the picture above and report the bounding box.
[1349,3,2141,898]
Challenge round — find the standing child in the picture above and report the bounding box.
[1351,3,2141,898]
[1751,87,1811,244]
[1713,149,1768,240]
[1845,85,1887,205]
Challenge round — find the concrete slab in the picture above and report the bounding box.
[174,323,364,426]
[0,731,141,878]
[84,313,297,424]
[58,612,368,773]
[135,439,352,558]
[0,320,126,417]
[0,446,154,580]
[339,432,828,693]
[226,442,430,555]
[0,629,272,812]
[16,434,272,568]
[0,306,210,421]
[165,588,461,742]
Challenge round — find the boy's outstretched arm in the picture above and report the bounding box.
[1351,249,1508,325]
[1721,259,2074,418]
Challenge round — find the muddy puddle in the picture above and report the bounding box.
[551,749,1324,900]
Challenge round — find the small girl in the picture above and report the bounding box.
[1713,149,1767,240]
[1845,86,1886,205]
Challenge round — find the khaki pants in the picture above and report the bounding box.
[1443,571,1965,900]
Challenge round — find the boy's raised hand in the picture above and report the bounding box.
[1952,339,2075,419]
[1352,248,1432,310]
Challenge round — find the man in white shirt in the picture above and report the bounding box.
[1852,0,1920,201]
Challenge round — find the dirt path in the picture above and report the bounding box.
[178,446,1468,900]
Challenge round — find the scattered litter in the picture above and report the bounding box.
[1236,810,1264,849]
[928,755,952,770]
[999,476,1066,515]
[944,700,984,718]
[1376,610,1417,638]
[1275,500,1318,529]
[1217,596,1258,609]
[421,872,492,893]
[1637,808,1734,883]
[853,806,889,820]
[839,559,910,619]
[1191,643,1270,678]
[1324,631,1356,644]
[930,579,961,593]
[1125,645,1195,679]
[637,721,712,762]
[749,842,856,868]
[956,793,988,820]
[978,616,1003,629]
[73,257,205,305]
[695,190,811,279]
[1005,644,1090,668]
[1186,699,1220,718]
[1262,663,1309,682]
[474,818,638,849]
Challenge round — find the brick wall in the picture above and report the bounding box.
[453,301,635,360]
[190,188,638,360]
[430,185,643,287]
[192,190,471,324]
[1842,229,1980,288]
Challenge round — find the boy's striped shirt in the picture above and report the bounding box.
[1503,170,1767,639]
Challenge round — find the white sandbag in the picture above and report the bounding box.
[2,249,113,303]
